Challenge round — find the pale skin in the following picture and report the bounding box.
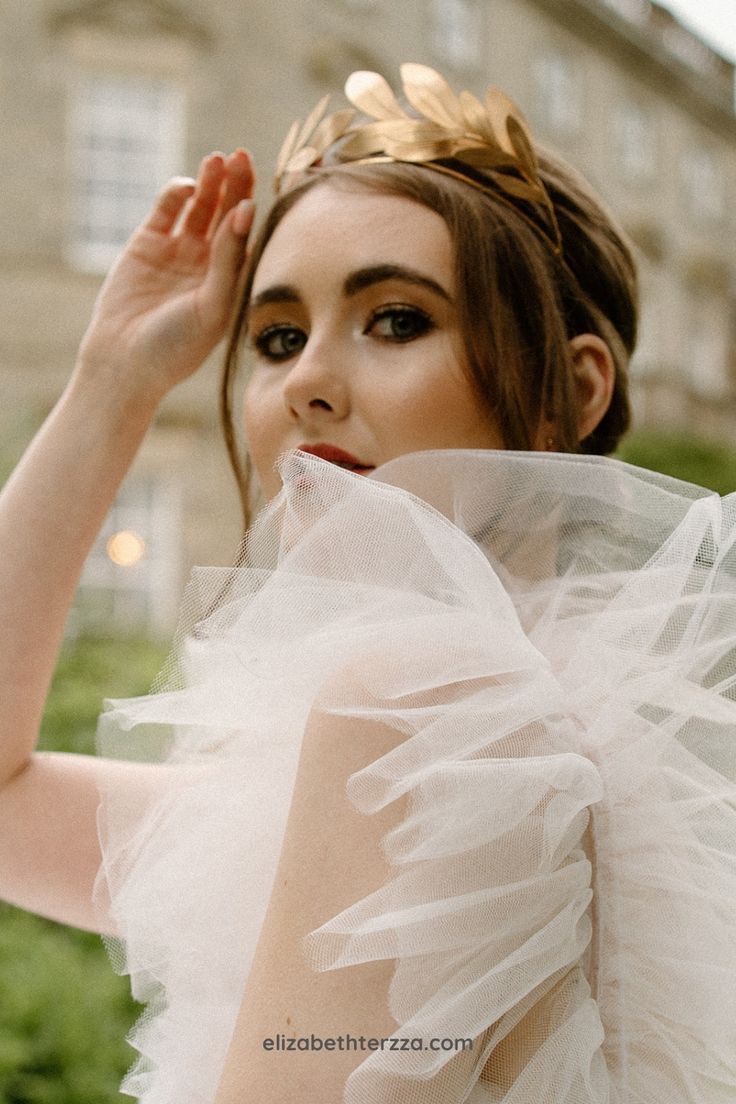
[0,159,614,1100]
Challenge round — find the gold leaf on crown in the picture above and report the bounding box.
[274,63,562,253]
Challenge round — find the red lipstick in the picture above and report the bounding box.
[297,443,375,474]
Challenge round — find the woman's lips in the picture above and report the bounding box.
[297,443,375,474]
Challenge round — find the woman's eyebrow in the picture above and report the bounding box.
[343,264,453,302]
[249,264,453,313]
[249,284,300,311]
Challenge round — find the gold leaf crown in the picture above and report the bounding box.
[274,63,562,254]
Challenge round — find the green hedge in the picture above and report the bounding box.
[0,908,137,1104]
[0,637,167,1104]
[616,430,736,496]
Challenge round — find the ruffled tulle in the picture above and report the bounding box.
[93,449,736,1103]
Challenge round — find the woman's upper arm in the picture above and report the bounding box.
[0,750,167,934]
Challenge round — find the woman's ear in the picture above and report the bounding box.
[568,333,615,442]
[532,334,615,450]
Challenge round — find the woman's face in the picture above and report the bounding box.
[243,183,503,499]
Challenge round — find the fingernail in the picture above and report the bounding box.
[171,176,196,189]
[233,199,254,234]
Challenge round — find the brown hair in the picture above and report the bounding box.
[221,150,638,523]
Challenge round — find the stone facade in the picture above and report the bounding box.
[1,0,734,632]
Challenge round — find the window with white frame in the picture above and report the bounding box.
[70,475,182,638]
[430,0,481,68]
[680,147,725,225]
[68,73,184,272]
[687,289,729,399]
[630,257,662,376]
[533,50,582,135]
[614,100,656,183]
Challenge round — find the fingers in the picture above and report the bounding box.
[232,198,255,236]
[144,151,255,241]
[202,200,255,314]
[181,153,227,236]
[143,178,196,234]
[217,149,255,224]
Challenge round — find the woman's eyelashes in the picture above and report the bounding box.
[252,324,307,361]
[250,304,436,362]
[364,305,435,343]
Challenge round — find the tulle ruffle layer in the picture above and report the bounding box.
[94,450,736,1103]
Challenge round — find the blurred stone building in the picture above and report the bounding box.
[1,0,734,634]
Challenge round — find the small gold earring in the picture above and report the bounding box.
[545,435,555,451]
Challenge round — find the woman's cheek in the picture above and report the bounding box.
[242,386,274,488]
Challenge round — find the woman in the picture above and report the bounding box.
[1,64,734,1104]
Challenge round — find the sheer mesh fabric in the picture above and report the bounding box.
[93,450,736,1103]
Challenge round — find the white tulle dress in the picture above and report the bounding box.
[93,449,736,1104]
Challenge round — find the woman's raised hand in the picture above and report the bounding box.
[77,149,255,406]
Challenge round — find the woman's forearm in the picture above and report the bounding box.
[0,365,157,785]
[0,155,253,790]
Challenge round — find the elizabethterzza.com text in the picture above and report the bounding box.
[262,1034,473,1054]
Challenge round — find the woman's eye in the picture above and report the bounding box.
[253,325,307,360]
[367,306,434,343]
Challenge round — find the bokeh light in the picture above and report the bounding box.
[106,530,146,567]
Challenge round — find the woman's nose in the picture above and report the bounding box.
[281,337,349,422]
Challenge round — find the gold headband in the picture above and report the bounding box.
[274,63,562,254]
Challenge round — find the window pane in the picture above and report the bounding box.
[533,51,581,134]
[73,476,182,637]
[680,148,725,224]
[688,292,729,398]
[69,73,184,272]
[430,0,481,67]
[614,100,656,181]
